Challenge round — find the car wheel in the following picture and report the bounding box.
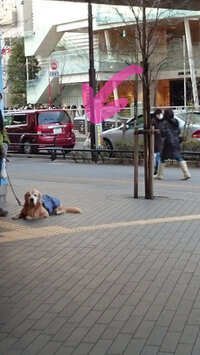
[102,138,113,157]
[23,141,33,154]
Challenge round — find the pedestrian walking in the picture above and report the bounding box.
[154,108,191,180]
[76,105,85,116]
[70,105,77,120]
[152,108,164,175]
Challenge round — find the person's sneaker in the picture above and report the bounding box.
[0,208,8,217]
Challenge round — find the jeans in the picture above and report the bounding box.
[154,152,160,173]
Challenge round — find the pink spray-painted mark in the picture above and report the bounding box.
[82,65,143,124]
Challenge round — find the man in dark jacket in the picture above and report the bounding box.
[154,108,191,180]
[152,108,164,175]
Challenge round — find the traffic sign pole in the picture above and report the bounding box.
[48,61,52,108]
[48,78,52,108]
[48,60,59,107]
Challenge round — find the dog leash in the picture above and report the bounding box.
[6,171,23,206]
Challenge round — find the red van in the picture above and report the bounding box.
[5,109,75,154]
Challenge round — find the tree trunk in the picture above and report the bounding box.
[142,4,154,199]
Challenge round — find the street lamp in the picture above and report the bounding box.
[88,0,96,158]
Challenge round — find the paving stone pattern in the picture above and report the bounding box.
[0,159,200,354]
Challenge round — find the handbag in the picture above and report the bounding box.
[0,158,7,180]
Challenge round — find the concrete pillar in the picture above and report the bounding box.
[184,19,199,109]
[104,30,112,60]
[23,0,33,33]
[113,83,119,127]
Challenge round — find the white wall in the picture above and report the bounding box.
[1,0,24,107]
[32,0,88,32]
[61,84,83,107]
[0,0,24,38]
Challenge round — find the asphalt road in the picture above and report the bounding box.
[5,156,200,203]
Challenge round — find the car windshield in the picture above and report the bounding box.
[4,115,12,125]
[176,112,200,124]
[126,115,143,127]
[38,111,70,124]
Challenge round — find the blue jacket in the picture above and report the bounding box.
[42,195,60,215]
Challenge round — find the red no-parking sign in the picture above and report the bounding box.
[49,60,59,77]
[50,60,58,71]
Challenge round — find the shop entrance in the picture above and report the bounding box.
[170,79,194,107]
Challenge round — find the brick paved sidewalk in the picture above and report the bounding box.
[0,159,200,355]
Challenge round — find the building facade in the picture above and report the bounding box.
[0,0,24,107]
[20,1,200,110]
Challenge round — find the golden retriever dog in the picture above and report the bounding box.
[12,189,82,220]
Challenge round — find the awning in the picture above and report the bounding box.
[48,0,200,11]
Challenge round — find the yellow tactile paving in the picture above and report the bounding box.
[0,213,200,243]
[0,220,31,231]
[0,225,69,242]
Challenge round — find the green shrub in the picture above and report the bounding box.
[182,139,200,152]
[115,141,133,150]
[115,140,144,151]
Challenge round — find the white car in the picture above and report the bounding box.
[102,111,200,152]
[73,114,121,134]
